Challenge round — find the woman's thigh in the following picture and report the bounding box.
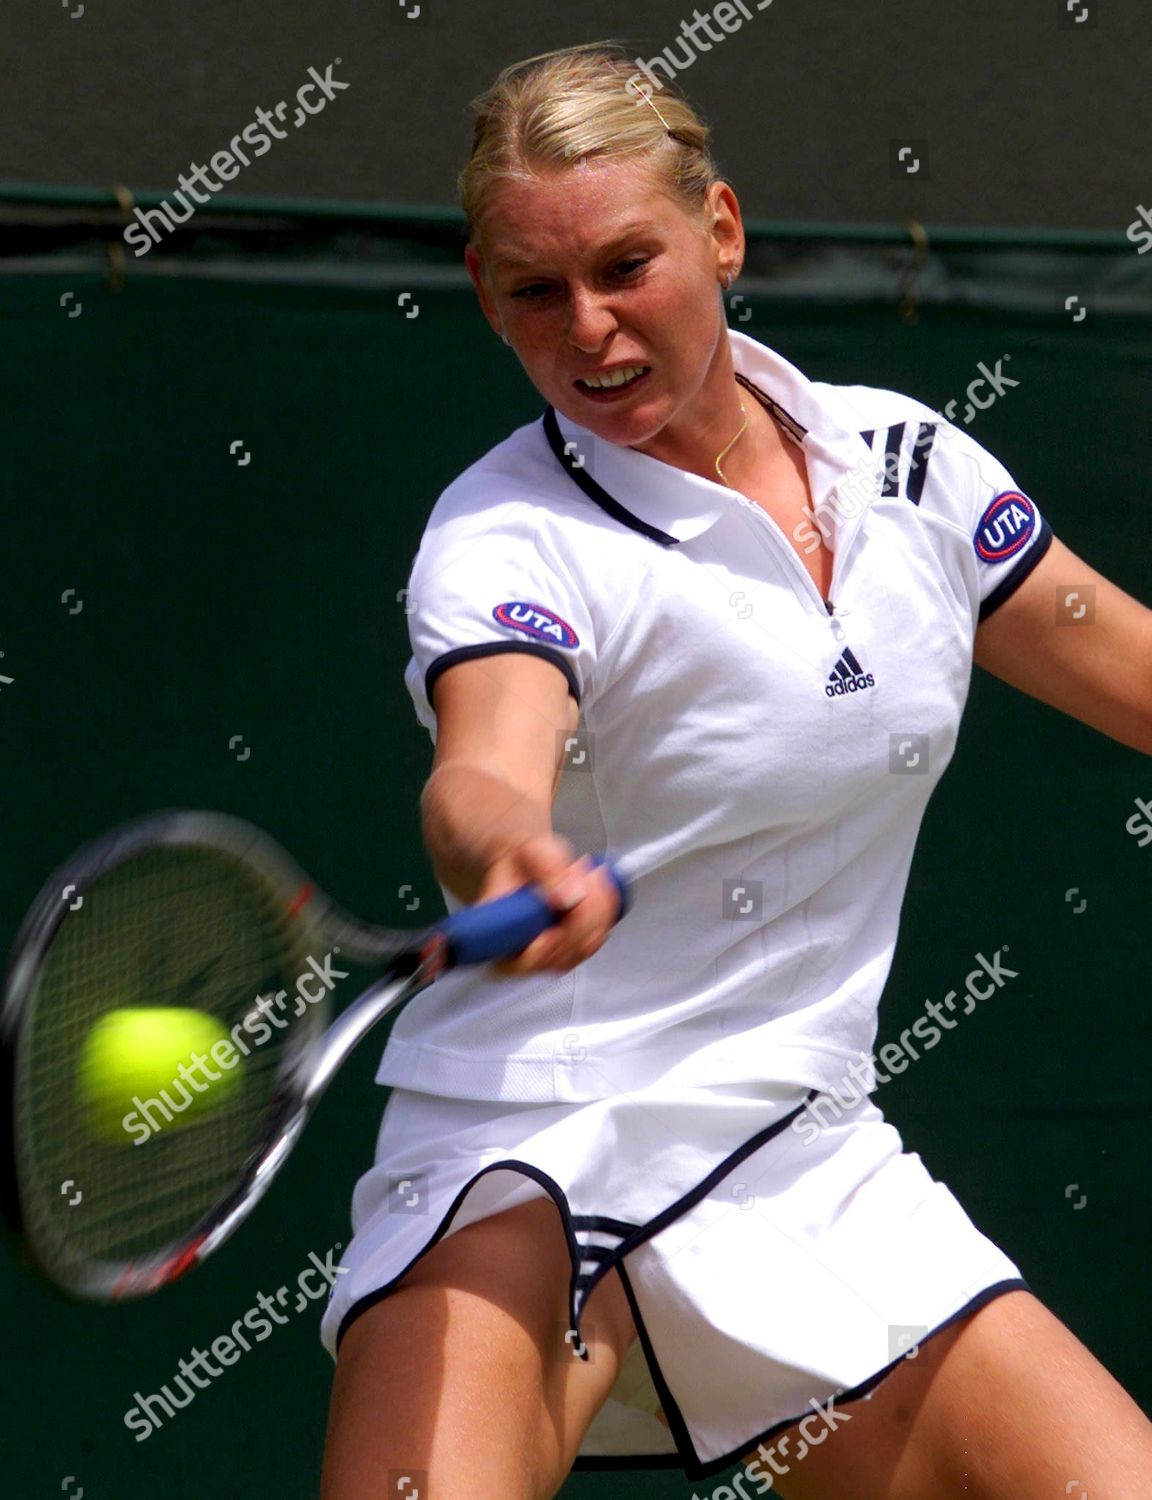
[321,1194,637,1500]
[750,1290,1152,1500]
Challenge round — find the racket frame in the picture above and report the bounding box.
[2,808,626,1301]
[1,810,444,1299]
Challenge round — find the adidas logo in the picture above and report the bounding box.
[825,646,875,698]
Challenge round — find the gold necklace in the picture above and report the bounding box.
[714,401,749,487]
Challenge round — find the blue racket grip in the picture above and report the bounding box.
[440,854,630,968]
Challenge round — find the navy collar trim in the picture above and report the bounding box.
[542,378,809,546]
[542,406,680,547]
[734,372,808,445]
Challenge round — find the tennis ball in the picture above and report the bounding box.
[77,1007,242,1145]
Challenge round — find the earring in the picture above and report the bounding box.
[498,327,511,345]
[723,270,735,291]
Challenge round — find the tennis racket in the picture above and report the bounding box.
[0,808,629,1302]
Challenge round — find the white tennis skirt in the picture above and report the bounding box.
[318,1078,1028,1482]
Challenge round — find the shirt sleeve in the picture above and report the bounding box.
[401,497,597,738]
[913,415,1055,623]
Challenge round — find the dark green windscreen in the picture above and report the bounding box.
[2,210,1148,1497]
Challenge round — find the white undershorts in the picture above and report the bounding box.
[319,1078,1028,1482]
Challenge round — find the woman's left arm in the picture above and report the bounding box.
[973,535,1152,757]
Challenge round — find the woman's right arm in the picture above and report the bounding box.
[420,653,622,977]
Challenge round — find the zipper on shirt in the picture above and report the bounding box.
[824,597,847,640]
[729,490,850,639]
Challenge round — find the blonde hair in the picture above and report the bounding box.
[457,40,723,253]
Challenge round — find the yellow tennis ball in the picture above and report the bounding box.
[77,1007,242,1145]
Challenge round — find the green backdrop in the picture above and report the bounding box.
[1,199,1149,1498]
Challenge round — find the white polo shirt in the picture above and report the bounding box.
[376,329,1052,1104]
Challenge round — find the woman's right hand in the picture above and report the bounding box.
[475,832,623,977]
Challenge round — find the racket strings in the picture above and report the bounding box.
[16,845,316,1273]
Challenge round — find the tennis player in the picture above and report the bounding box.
[319,42,1152,1498]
